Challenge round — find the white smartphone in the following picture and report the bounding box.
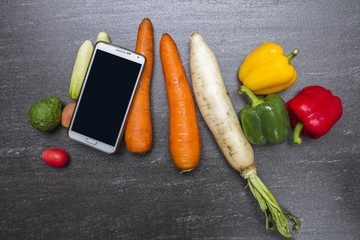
[68,42,146,154]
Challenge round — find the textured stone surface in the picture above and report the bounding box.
[1,0,359,239]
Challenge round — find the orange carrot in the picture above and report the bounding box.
[160,33,201,172]
[125,18,154,153]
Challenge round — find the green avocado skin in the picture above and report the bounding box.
[28,96,62,132]
[240,94,290,145]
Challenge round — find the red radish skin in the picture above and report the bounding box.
[42,148,68,167]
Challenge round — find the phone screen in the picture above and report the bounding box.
[71,49,142,146]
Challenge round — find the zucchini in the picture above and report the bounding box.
[69,40,94,100]
[96,32,110,43]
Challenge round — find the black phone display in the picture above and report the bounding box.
[68,42,145,153]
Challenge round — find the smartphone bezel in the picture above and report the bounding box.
[68,41,146,154]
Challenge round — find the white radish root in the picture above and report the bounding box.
[189,32,301,238]
[189,32,254,173]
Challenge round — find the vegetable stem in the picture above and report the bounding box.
[286,49,299,62]
[293,121,304,144]
[179,168,194,174]
[244,171,301,238]
[238,86,264,107]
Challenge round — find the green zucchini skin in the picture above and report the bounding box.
[96,32,110,43]
[69,40,94,100]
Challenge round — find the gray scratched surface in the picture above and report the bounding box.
[1,0,360,239]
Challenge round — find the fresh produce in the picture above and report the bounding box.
[42,148,68,167]
[61,103,76,128]
[238,86,290,145]
[286,85,343,144]
[125,18,154,153]
[160,33,201,172]
[190,32,300,237]
[69,40,94,100]
[239,42,299,95]
[28,96,62,132]
[96,31,110,43]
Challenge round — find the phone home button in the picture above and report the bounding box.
[86,138,97,145]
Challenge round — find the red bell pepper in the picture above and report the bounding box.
[286,85,343,144]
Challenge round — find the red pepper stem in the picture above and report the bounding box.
[287,49,299,62]
[238,85,264,107]
[293,121,303,144]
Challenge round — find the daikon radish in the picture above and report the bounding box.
[189,32,300,238]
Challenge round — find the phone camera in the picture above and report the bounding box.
[127,52,131,55]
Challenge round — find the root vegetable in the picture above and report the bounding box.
[42,148,68,167]
[189,32,300,238]
[125,18,153,153]
[160,33,201,172]
[61,103,76,128]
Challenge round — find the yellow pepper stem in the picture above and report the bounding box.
[287,49,299,62]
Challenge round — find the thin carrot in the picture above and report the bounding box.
[160,33,201,172]
[125,18,154,153]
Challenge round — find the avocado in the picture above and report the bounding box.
[28,96,62,132]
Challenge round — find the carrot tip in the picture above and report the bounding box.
[179,168,195,174]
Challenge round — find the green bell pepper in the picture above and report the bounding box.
[238,86,290,145]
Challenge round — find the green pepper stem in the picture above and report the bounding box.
[246,172,301,238]
[238,85,264,107]
[287,49,299,62]
[293,121,303,144]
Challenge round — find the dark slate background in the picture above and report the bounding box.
[1,0,359,239]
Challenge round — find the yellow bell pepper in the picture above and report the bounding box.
[238,42,299,95]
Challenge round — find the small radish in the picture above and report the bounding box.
[42,148,68,167]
